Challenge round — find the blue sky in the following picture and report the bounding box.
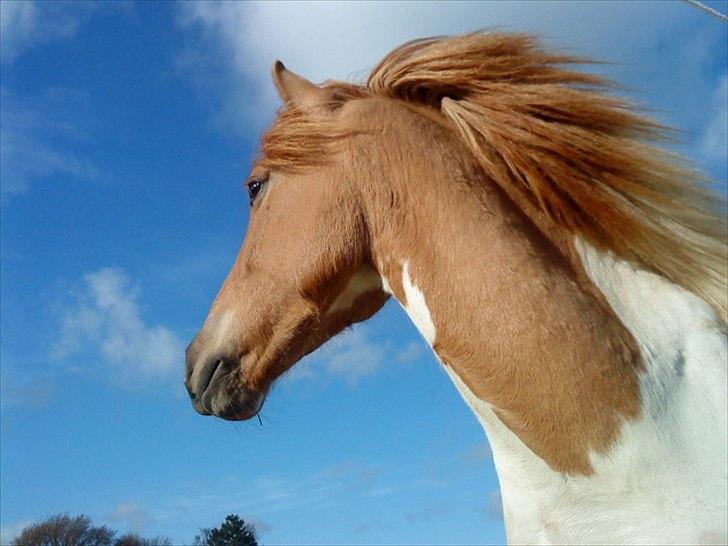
[0,1,726,544]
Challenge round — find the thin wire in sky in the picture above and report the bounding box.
[684,0,728,22]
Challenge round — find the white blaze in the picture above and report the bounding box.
[400,261,437,345]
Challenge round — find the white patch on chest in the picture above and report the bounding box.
[326,265,382,315]
[441,364,556,545]
[400,261,437,345]
[573,238,727,542]
[381,250,727,544]
[456,240,728,544]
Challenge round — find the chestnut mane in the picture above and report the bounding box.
[259,32,728,321]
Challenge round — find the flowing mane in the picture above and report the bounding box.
[259,32,727,321]
[191,31,728,543]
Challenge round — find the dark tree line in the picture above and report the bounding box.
[193,515,258,546]
[10,513,259,546]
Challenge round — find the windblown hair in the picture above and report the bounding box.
[260,33,728,320]
[259,83,366,173]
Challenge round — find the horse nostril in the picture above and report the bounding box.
[185,380,196,401]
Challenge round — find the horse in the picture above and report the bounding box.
[184,33,728,544]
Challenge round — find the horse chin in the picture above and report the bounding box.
[215,395,265,422]
[194,379,267,422]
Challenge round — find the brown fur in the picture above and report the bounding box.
[259,32,728,321]
[188,33,725,477]
[333,97,644,474]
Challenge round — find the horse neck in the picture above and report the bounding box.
[358,131,727,541]
[363,141,643,475]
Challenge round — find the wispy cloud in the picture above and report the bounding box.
[131,451,484,541]
[107,503,151,534]
[394,341,422,364]
[318,328,386,386]
[0,1,74,64]
[0,1,123,65]
[0,88,103,200]
[53,268,184,385]
[285,326,423,385]
[155,458,425,526]
[284,327,379,384]
[1,1,131,200]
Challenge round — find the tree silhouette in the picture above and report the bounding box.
[113,534,172,546]
[196,515,258,546]
[10,514,172,546]
[12,514,115,546]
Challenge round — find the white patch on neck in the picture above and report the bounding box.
[435,240,727,544]
[400,261,437,345]
[440,364,555,544]
[574,239,727,533]
[326,265,382,316]
[381,249,726,543]
[380,275,393,296]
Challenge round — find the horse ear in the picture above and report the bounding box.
[272,61,335,112]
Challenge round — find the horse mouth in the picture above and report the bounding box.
[211,384,266,421]
[191,360,265,421]
[199,359,223,399]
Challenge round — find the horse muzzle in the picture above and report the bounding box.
[185,346,265,421]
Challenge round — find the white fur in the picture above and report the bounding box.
[380,274,393,296]
[209,310,236,349]
[389,249,728,544]
[400,261,437,345]
[326,265,382,315]
[192,310,236,387]
[569,239,728,543]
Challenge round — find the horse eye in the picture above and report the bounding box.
[247,179,265,205]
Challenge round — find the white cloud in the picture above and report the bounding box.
[107,503,151,533]
[53,268,185,384]
[283,324,427,384]
[395,341,423,364]
[176,1,704,131]
[1,1,40,63]
[286,326,389,385]
[701,73,728,163]
[0,89,103,200]
[322,328,387,385]
[1,2,132,200]
[0,1,98,64]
